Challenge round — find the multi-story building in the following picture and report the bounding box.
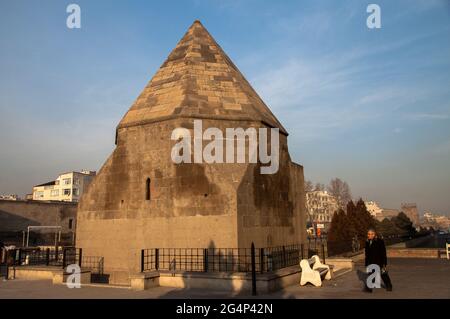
[422,212,450,231]
[306,190,339,232]
[32,170,96,202]
[423,212,433,220]
[364,201,383,219]
[434,216,450,231]
[0,194,19,201]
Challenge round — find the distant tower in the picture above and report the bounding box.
[76,21,307,285]
[401,203,420,226]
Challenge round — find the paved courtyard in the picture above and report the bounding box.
[0,258,449,299]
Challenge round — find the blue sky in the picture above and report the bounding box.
[0,0,449,215]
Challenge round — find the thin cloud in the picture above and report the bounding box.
[405,113,450,120]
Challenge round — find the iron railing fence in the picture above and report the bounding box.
[1,247,107,282]
[9,247,81,268]
[81,255,107,283]
[81,256,104,275]
[263,244,316,271]
[141,244,326,273]
[2,247,105,272]
[326,240,352,257]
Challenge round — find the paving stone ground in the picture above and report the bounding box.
[0,258,449,299]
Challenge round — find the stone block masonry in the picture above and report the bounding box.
[0,199,77,245]
[76,20,307,286]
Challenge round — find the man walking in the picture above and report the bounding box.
[364,228,393,292]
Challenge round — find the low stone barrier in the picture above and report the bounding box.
[7,266,91,284]
[130,261,349,293]
[387,248,441,258]
[326,257,354,272]
[131,265,310,293]
[130,271,160,290]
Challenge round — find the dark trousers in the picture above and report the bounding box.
[365,268,392,290]
[381,271,392,289]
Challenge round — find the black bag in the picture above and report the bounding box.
[381,269,392,289]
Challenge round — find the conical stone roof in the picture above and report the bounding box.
[117,20,287,135]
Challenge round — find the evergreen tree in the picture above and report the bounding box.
[327,211,340,243]
[327,209,352,255]
[355,198,376,237]
[328,209,350,242]
[345,200,358,237]
[376,218,399,237]
[392,212,416,237]
[327,200,378,255]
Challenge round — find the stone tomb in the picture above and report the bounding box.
[76,20,307,286]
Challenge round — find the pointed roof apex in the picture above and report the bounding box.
[189,19,204,30]
[117,21,287,135]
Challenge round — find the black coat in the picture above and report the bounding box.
[364,237,387,267]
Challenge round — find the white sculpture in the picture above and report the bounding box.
[299,255,331,287]
[311,255,331,280]
[300,259,322,287]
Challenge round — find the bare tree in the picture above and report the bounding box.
[327,178,352,208]
[314,183,325,191]
[304,180,314,192]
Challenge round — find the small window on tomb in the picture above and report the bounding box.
[68,219,73,230]
[146,178,151,200]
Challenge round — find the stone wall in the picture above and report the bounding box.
[77,118,307,285]
[0,200,77,245]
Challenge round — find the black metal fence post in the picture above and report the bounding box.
[78,248,82,268]
[322,244,326,264]
[203,249,208,272]
[62,248,67,269]
[141,249,145,272]
[259,248,264,273]
[155,249,159,270]
[5,260,9,279]
[251,242,257,296]
[45,248,50,266]
[282,245,286,268]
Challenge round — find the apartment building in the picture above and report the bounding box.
[306,190,339,231]
[32,170,96,202]
[364,201,383,219]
